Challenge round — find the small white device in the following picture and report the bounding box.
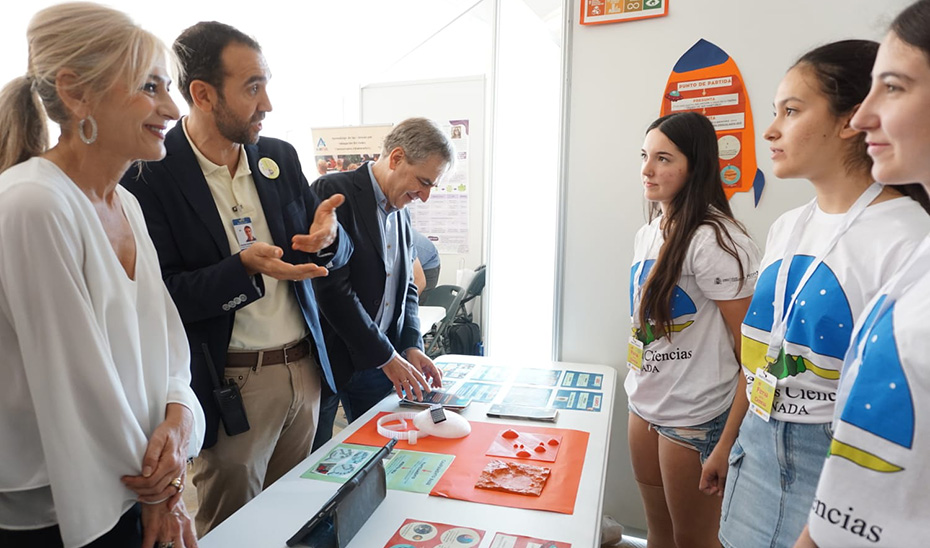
[376,408,471,444]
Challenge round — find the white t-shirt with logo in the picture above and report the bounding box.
[809,262,930,547]
[625,215,760,427]
[741,197,930,423]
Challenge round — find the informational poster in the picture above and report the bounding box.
[552,390,603,412]
[503,386,555,408]
[580,0,668,26]
[561,370,604,390]
[440,362,475,379]
[456,382,502,403]
[383,450,456,494]
[407,119,470,253]
[514,368,563,387]
[490,532,571,548]
[301,443,378,483]
[473,364,513,383]
[383,519,485,548]
[310,124,392,180]
[660,39,766,205]
[436,360,604,411]
[302,444,455,493]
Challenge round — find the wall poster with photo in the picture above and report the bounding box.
[309,124,393,180]
[407,119,470,254]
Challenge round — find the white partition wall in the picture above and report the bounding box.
[558,0,912,531]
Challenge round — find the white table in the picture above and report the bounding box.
[417,305,447,335]
[200,355,616,548]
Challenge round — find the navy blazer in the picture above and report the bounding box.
[311,165,422,389]
[121,123,352,449]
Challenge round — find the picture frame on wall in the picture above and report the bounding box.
[579,0,668,26]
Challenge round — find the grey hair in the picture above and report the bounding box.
[382,117,456,167]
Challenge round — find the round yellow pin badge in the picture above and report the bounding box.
[258,157,280,180]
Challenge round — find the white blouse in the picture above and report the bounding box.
[0,158,204,547]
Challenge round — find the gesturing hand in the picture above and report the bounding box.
[239,242,329,281]
[292,194,345,254]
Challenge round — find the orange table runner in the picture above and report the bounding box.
[345,412,589,514]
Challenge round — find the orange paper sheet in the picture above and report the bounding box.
[345,413,589,514]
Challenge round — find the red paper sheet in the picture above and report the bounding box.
[345,413,588,514]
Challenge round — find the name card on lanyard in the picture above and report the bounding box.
[749,183,883,421]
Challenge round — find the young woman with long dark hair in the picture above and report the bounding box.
[627,111,759,547]
[796,2,930,545]
[717,40,930,548]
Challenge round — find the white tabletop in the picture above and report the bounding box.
[199,355,616,548]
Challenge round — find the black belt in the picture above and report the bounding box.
[226,338,311,368]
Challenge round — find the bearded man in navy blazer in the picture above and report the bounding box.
[311,118,454,450]
[121,22,352,535]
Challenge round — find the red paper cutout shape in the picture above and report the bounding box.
[487,429,562,463]
[475,460,551,496]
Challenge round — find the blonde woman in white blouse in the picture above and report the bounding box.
[0,3,204,548]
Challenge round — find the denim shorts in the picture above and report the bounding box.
[719,410,833,548]
[631,406,730,463]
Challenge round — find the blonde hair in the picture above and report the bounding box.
[0,2,167,173]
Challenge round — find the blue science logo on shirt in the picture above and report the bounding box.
[629,259,696,345]
[831,296,913,473]
[742,255,851,380]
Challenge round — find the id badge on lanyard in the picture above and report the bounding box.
[758,183,882,421]
[629,224,661,373]
[748,367,778,421]
[766,183,882,364]
[233,217,256,251]
[627,335,644,372]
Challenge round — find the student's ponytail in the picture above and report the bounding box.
[0,75,48,174]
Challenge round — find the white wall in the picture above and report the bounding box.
[559,0,912,531]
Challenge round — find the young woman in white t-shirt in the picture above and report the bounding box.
[797,2,930,546]
[716,40,930,548]
[627,111,759,548]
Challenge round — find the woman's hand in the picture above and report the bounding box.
[123,403,193,505]
[699,445,729,496]
[141,497,198,548]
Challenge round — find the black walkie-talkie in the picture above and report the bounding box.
[202,343,250,436]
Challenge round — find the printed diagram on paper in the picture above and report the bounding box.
[302,443,455,493]
[435,361,605,412]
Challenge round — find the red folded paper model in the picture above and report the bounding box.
[475,459,551,496]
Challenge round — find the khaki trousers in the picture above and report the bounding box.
[190,353,321,536]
